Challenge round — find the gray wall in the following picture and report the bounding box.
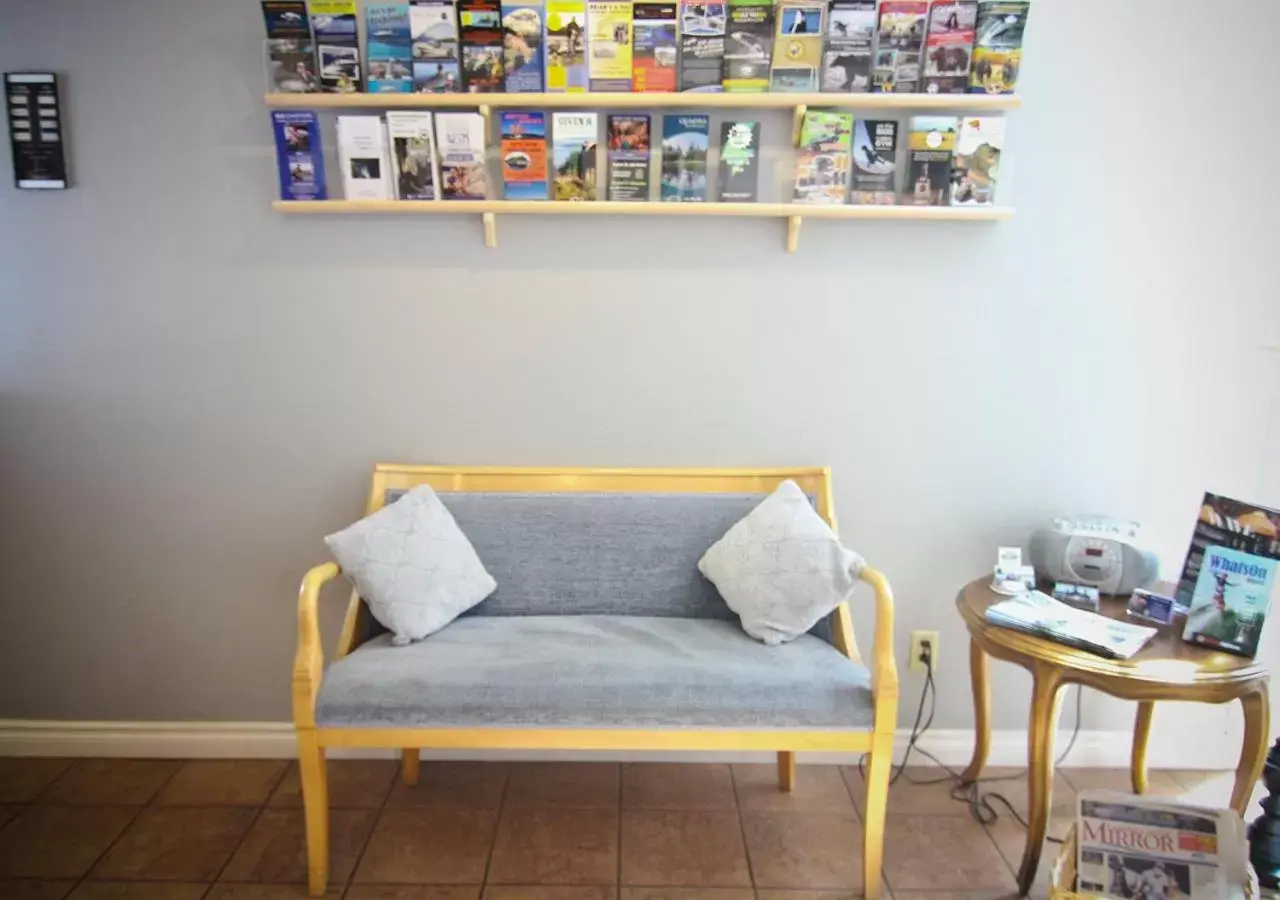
[2,0,1278,738]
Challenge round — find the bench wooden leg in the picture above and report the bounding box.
[863,734,892,900]
[776,751,795,792]
[401,748,420,786]
[297,730,329,897]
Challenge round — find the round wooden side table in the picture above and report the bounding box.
[956,577,1271,896]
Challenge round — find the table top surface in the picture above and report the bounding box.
[956,577,1268,688]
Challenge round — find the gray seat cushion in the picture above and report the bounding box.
[316,615,874,730]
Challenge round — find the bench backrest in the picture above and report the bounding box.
[337,465,846,655]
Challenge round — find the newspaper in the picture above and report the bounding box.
[984,591,1157,659]
[1076,791,1249,900]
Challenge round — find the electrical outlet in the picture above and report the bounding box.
[909,630,940,674]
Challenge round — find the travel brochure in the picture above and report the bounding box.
[272,108,1009,206]
[261,0,1029,94]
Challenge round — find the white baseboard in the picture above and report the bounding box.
[0,720,1236,769]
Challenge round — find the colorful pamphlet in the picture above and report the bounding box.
[588,1,634,90]
[311,0,362,92]
[717,120,759,202]
[271,111,327,200]
[500,111,549,199]
[770,0,824,91]
[660,114,709,201]
[545,0,589,90]
[722,0,774,91]
[872,0,927,93]
[551,112,599,200]
[411,0,462,91]
[851,118,897,205]
[503,1,546,90]
[793,110,852,204]
[905,115,957,205]
[923,1,977,93]
[969,0,1029,94]
[1183,546,1276,659]
[262,0,318,93]
[337,115,392,199]
[1175,493,1280,615]
[387,111,441,200]
[367,3,414,92]
[437,111,489,199]
[632,1,678,91]
[607,114,652,200]
[678,0,726,91]
[821,0,874,91]
[460,0,505,91]
[950,115,1004,206]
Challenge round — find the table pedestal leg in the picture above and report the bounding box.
[1132,701,1154,794]
[961,638,991,784]
[1018,664,1064,897]
[1231,685,1271,815]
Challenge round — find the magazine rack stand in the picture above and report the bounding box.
[265,91,1021,251]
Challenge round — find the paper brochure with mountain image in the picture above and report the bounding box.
[501,111,549,199]
[821,0,874,91]
[503,0,545,90]
[632,1,678,91]
[411,0,461,91]
[950,115,1003,206]
[311,0,362,91]
[770,0,824,91]
[460,0,506,91]
[552,112,599,200]
[660,114,709,201]
[545,0,588,90]
[679,0,726,91]
[437,111,489,199]
[367,3,414,91]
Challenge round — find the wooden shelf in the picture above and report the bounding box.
[265,91,1021,111]
[272,200,1013,251]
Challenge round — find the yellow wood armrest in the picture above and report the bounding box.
[859,566,899,734]
[293,561,341,728]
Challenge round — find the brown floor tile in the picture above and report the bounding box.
[155,761,287,807]
[220,807,376,884]
[1167,769,1266,812]
[94,806,257,881]
[505,763,620,810]
[68,884,210,899]
[741,812,862,890]
[269,760,396,809]
[0,759,71,803]
[345,889,480,900]
[733,765,854,814]
[0,805,22,828]
[354,807,496,884]
[882,815,1014,892]
[842,766,969,817]
[959,768,1076,820]
[755,893,860,900]
[484,889,616,900]
[385,762,507,810]
[41,760,183,806]
[1059,768,1181,797]
[621,891,753,899]
[488,808,618,886]
[984,815,1070,899]
[621,764,736,811]
[0,882,78,900]
[205,887,344,899]
[620,810,749,888]
[0,805,138,878]
[890,893,1020,900]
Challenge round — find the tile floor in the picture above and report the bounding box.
[0,758,1258,900]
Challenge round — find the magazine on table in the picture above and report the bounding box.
[1076,791,1249,900]
[983,590,1157,659]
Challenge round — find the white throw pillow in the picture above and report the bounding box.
[325,485,496,646]
[698,480,865,645]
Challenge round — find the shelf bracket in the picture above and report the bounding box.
[786,215,802,253]
[483,212,497,249]
[791,104,808,146]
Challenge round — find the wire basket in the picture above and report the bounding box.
[1051,824,1258,900]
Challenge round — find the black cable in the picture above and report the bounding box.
[859,649,1084,842]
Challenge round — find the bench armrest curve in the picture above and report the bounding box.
[859,565,899,735]
[294,561,341,728]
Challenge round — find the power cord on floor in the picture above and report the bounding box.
[859,644,1082,843]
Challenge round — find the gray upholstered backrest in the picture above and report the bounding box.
[367,489,833,643]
